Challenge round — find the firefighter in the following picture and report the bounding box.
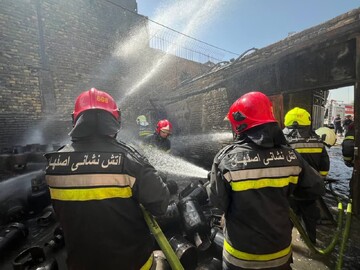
[315,127,337,148]
[45,88,170,270]
[333,114,343,136]
[283,107,330,244]
[136,114,153,139]
[283,107,330,177]
[209,92,325,270]
[342,122,355,167]
[143,119,172,152]
[342,115,353,136]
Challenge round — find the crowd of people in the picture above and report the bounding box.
[44,88,354,270]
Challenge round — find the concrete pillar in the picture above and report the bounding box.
[351,36,360,215]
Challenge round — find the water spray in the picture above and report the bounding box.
[141,146,208,179]
[113,0,225,98]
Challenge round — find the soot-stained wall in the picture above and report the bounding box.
[157,8,360,168]
[1,0,141,147]
[0,0,209,149]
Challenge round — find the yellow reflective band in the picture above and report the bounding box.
[230,176,298,191]
[139,131,152,136]
[49,186,132,201]
[224,239,291,261]
[295,148,322,153]
[319,171,328,176]
[345,136,354,140]
[344,156,353,161]
[140,253,154,270]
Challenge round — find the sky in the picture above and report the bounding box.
[136,0,358,103]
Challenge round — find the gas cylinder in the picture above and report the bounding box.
[178,181,208,206]
[169,234,197,269]
[177,197,211,251]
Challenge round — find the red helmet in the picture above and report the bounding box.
[156,119,173,134]
[72,88,120,123]
[227,91,277,134]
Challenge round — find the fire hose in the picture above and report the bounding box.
[336,200,352,270]
[289,179,352,269]
[141,206,184,270]
[327,179,353,270]
[289,203,343,255]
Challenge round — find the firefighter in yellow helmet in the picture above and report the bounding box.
[283,107,330,176]
[283,107,330,244]
[136,115,152,139]
[315,127,337,147]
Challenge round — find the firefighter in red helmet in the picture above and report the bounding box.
[143,119,172,152]
[208,91,324,270]
[45,88,170,270]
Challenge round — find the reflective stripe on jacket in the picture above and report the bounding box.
[139,130,153,137]
[283,128,330,177]
[342,134,355,164]
[209,141,325,270]
[223,240,292,269]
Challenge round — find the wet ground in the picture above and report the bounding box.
[169,141,359,270]
[163,142,359,270]
[0,141,359,269]
[289,144,359,270]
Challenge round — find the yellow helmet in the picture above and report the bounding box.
[136,115,149,126]
[284,107,311,127]
[315,127,336,147]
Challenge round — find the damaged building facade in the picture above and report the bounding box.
[158,8,360,213]
[0,2,359,212]
[0,0,209,147]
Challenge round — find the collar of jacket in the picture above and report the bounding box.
[283,126,316,139]
[154,133,168,142]
[69,110,120,139]
[71,134,116,143]
[236,122,287,148]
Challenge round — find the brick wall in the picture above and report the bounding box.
[149,8,360,168]
[165,87,230,168]
[0,0,140,147]
[0,0,209,149]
